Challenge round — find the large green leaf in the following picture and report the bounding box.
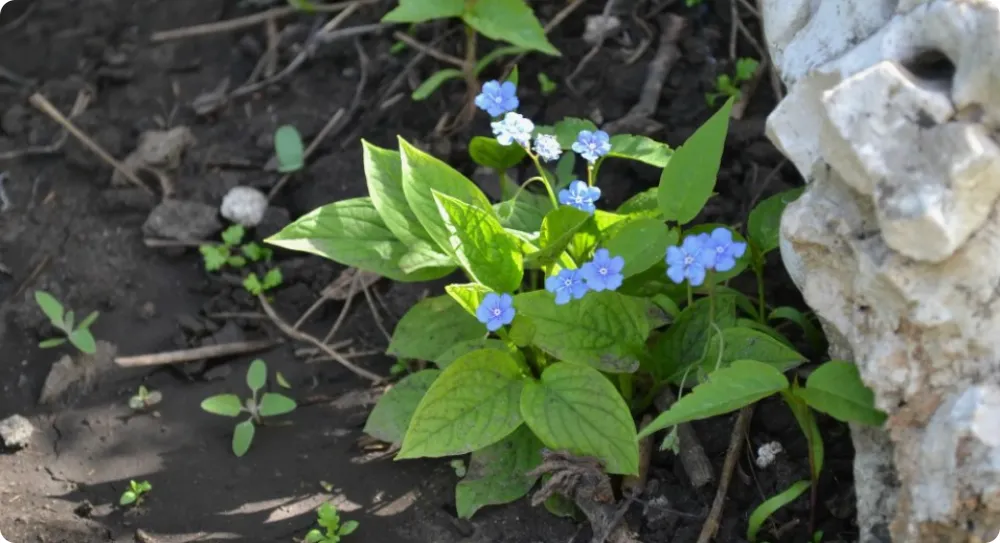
[698,326,808,378]
[434,191,524,293]
[647,294,738,381]
[795,360,887,426]
[513,290,650,373]
[398,349,527,458]
[607,135,672,167]
[602,219,677,278]
[494,194,550,233]
[363,140,430,246]
[265,197,453,282]
[455,426,543,519]
[526,206,592,265]
[638,360,789,439]
[399,138,493,258]
[445,283,493,317]
[382,0,464,22]
[469,136,527,170]
[617,188,660,215]
[521,362,638,474]
[364,369,441,445]
[398,240,456,274]
[746,187,804,255]
[388,295,485,362]
[463,0,559,56]
[434,339,517,370]
[658,97,734,224]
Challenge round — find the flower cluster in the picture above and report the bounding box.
[665,227,747,287]
[544,249,625,305]
[476,292,515,332]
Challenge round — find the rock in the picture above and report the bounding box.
[0,414,34,449]
[113,126,195,187]
[220,186,268,227]
[39,341,118,405]
[257,205,290,239]
[143,200,221,241]
[761,0,1000,541]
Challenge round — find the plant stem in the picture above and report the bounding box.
[525,149,559,209]
[619,373,634,403]
[499,171,510,200]
[587,163,595,186]
[753,245,767,323]
[706,272,716,323]
[687,284,694,307]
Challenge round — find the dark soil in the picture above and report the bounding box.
[0,0,858,542]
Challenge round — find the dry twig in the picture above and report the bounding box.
[392,31,465,68]
[115,339,281,368]
[655,387,715,488]
[0,90,90,162]
[696,406,754,543]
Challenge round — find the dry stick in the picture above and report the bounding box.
[696,406,754,543]
[622,415,655,497]
[258,294,384,383]
[264,16,280,78]
[150,0,376,42]
[656,387,715,488]
[729,0,739,61]
[361,283,392,343]
[143,238,209,248]
[28,93,153,195]
[115,339,281,368]
[392,31,465,68]
[323,275,359,344]
[0,90,91,162]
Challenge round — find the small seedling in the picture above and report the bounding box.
[243,268,283,296]
[537,73,557,96]
[119,480,152,507]
[389,360,409,376]
[707,57,759,106]
[275,125,305,173]
[200,225,274,272]
[128,385,162,411]
[34,291,99,354]
[304,503,359,543]
[200,359,297,457]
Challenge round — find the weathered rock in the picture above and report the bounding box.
[220,186,268,227]
[143,200,221,241]
[761,0,1000,541]
[112,126,195,187]
[0,414,35,449]
[39,341,118,405]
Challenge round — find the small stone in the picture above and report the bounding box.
[583,14,621,45]
[220,186,268,227]
[0,414,35,449]
[143,200,221,241]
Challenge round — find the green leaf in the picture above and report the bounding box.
[638,360,789,439]
[469,136,527,170]
[768,306,825,350]
[34,291,64,325]
[514,290,650,373]
[222,225,245,247]
[228,255,247,269]
[412,69,463,101]
[648,294,738,381]
[747,480,811,543]
[63,310,75,331]
[382,0,463,22]
[735,318,795,349]
[735,57,760,82]
[617,188,660,215]
[527,206,591,264]
[246,359,267,392]
[433,191,524,293]
[747,187,804,255]
[494,194,549,233]
[119,491,137,506]
[362,140,431,246]
[232,419,256,457]
[543,492,577,518]
[602,219,677,278]
[200,245,228,271]
[262,268,283,289]
[364,369,440,445]
[435,339,516,370]
[304,529,324,543]
[698,326,808,378]
[39,337,67,349]
[521,362,639,474]
[445,283,492,317]
[782,389,824,479]
[201,394,244,417]
[455,426,543,519]
[387,295,485,362]
[68,329,97,354]
[658,97,734,224]
[398,349,526,458]
[796,361,887,426]
[462,0,559,56]
[257,393,297,417]
[340,519,359,536]
[274,125,305,173]
[399,138,493,258]
[242,273,263,296]
[506,65,520,86]
[276,372,292,389]
[607,135,672,167]
[398,240,456,274]
[266,197,453,282]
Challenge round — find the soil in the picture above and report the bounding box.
[0,1,858,542]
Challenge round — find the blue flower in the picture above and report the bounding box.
[571,130,611,164]
[474,80,519,117]
[558,180,601,214]
[475,292,515,332]
[581,249,625,292]
[665,235,715,286]
[491,112,534,147]
[702,227,748,272]
[545,268,589,305]
[533,134,562,162]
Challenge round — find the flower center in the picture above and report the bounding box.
[684,255,694,265]
[492,308,502,317]
[563,278,573,287]
[494,96,503,104]
[716,246,725,254]
[574,195,585,204]
[599,267,608,276]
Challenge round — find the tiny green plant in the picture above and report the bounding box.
[264,78,885,532]
[275,125,305,173]
[304,503,359,543]
[243,268,283,296]
[707,57,759,106]
[200,224,282,296]
[34,290,99,354]
[200,359,297,457]
[119,480,152,507]
[128,385,162,411]
[537,72,557,96]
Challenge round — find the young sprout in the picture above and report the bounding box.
[304,503,359,543]
[706,57,759,106]
[200,225,248,272]
[537,72,557,96]
[128,385,163,411]
[119,480,152,507]
[243,268,283,296]
[34,291,99,354]
[275,125,305,173]
[200,359,297,457]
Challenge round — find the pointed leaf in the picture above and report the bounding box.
[782,389,824,478]
[232,419,256,457]
[747,187,804,255]
[617,188,660,215]
[257,393,297,417]
[68,329,97,354]
[78,311,100,330]
[521,362,639,474]
[462,0,559,56]
[364,369,440,445]
[469,136,527,170]
[445,283,493,317]
[398,240,456,274]
[363,140,430,246]
[246,359,267,392]
[388,295,486,362]
[201,394,244,417]
[38,337,67,349]
[747,480,811,543]
[494,194,549,233]
[607,135,672,167]
[455,426,543,519]
[698,326,808,378]
[274,125,305,173]
[602,219,677,278]
[412,68,463,101]
[119,491,137,506]
[382,0,463,22]
[34,291,64,325]
[638,360,789,439]
[526,206,591,265]
[398,349,526,458]
[795,360,887,426]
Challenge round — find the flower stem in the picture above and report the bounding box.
[687,283,694,307]
[707,271,716,323]
[525,148,559,209]
[587,163,595,187]
[753,246,767,323]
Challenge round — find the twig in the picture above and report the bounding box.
[150,0,375,42]
[361,283,392,343]
[732,58,767,120]
[696,406,754,543]
[264,17,280,78]
[392,31,465,68]
[0,90,91,162]
[28,93,153,195]
[143,238,209,248]
[115,339,281,368]
[655,387,715,488]
[322,273,358,344]
[622,415,654,497]
[729,0,739,61]
[205,311,267,320]
[0,64,31,88]
[12,255,50,300]
[258,294,384,383]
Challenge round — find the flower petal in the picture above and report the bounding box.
[688,265,707,286]
[499,293,514,309]
[500,307,516,324]
[665,246,684,266]
[666,265,686,284]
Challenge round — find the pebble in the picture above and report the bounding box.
[0,414,35,449]
[220,186,268,227]
[142,199,221,241]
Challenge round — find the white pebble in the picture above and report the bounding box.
[221,186,269,227]
[755,441,784,469]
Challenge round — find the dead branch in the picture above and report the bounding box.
[696,406,754,543]
[0,90,90,162]
[655,387,715,488]
[392,31,465,68]
[115,339,281,368]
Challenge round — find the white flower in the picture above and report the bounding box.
[755,441,784,469]
[533,134,562,162]
[491,112,534,147]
